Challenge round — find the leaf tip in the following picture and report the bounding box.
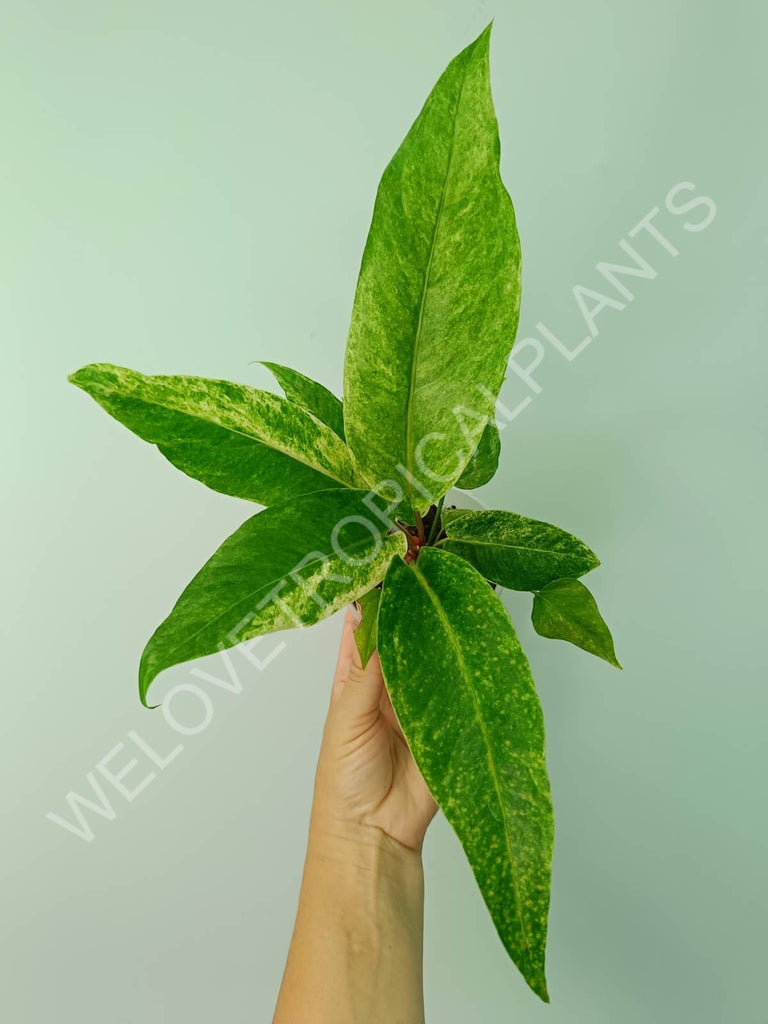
[584,553,601,575]
[471,20,493,56]
[138,649,159,709]
[68,362,117,394]
[524,967,550,1003]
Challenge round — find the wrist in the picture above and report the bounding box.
[300,818,425,982]
[276,799,427,1024]
[307,812,424,879]
[305,813,425,933]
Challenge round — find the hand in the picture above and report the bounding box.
[310,609,438,854]
[275,610,434,1023]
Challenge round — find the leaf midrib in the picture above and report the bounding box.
[403,60,471,497]
[106,380,354,489]
[444,536,588,560]
[410,558,534,969]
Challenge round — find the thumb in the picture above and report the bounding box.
[336,633,385,722]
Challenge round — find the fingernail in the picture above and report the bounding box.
[348,602,362,625]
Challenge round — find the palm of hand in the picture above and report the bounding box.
[315,613,438,853]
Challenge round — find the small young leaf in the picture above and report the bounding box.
[442,509,599,590]
[353,587,380,667]
[70,363,359,505]
[139,489,405,705]
[378,548,552,1001]
[455,419,501,489]
[343,25,521,513]
[261,362,345,440]
[532,578,621,668]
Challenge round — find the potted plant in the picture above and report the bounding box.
[69,25,619,1001]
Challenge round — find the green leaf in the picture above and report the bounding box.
[442,509,599,591]
[343,25,521,513]
[353,587,381,667]
[440,506,474,527]
[139,489,405,705]
[262,361,345,440]
[378,547,552,1001]
[70,363,359,505]
[532,578,621,668]
[455,418,501,489]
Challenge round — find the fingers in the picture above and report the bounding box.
[330,612,356,704]
[338,648,385,721]
[330,606,386,722]
[329,606,385,720]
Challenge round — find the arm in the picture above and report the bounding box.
[273,610,438,1024]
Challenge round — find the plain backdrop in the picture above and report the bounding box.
[2,1,766,1021]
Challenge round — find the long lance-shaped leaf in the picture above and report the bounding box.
[455,419,501,489]
[139,489,405,705]
[262,361,345,440]
[343,25,521,513]
[69,363,359,505]
[378,548,552,1001]
[441,509,599,590]
[532,578,621,668]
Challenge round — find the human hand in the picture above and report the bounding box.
[310,609,438,854]
[275,610,433,1023]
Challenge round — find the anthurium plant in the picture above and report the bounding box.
[70,25,619,1001]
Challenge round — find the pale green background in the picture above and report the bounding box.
[2,1,766,1021]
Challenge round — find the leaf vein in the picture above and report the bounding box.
[409,559,534,968]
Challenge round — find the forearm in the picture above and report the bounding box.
[274,820,426,1024]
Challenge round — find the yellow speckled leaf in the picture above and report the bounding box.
[455,418,501,489]
[442,509,599,591]
[532,577,621,669]
[70,363,358,505]
[139,490,405,705]
[378,547,552,1001]
[262,361,345,440]
[343,25,521,514]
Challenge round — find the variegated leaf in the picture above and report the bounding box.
[343,25,521,513]
[378,548,552,1001]
[532,577,621,668]
[139,489,406,705]
[455,418,501,489]
[442,509,599,590]
[69,363,358,505]
[262,361,345,439]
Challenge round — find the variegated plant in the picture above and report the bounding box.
[70,26,619,1002]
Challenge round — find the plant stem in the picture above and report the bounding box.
[413,509,426,544]
[426,496,445,545]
